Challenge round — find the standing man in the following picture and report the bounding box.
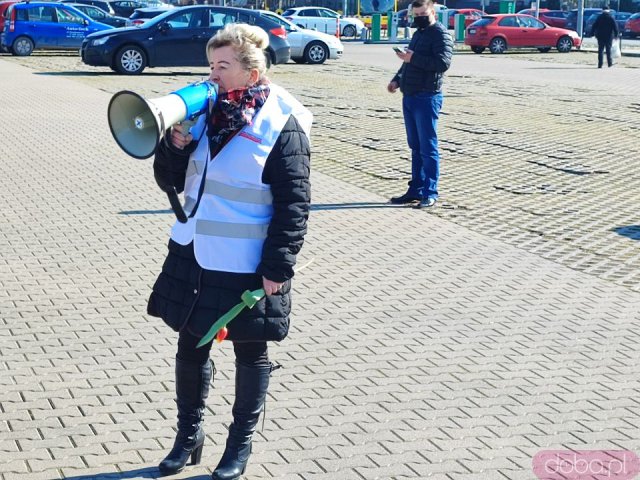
[592,5,619,68]
[387,0,453,209]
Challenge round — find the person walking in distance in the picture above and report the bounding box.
[592,5,619,68]
[387,0,453,209]
[148,23,312,479]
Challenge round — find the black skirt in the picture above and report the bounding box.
[147,240,291,343]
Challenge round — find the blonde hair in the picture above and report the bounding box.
[206,24,270,77]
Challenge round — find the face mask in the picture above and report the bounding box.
[412,16,431,29]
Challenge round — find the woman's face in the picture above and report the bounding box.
[208,45,257,93]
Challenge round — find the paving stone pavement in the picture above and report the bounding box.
[1,49,640,480]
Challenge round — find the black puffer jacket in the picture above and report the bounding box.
[392,21,453,95]
[592,11,619,41]
[147,113,311,342]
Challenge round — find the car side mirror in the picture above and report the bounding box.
[158,22,171,32]
[84,19,89,25]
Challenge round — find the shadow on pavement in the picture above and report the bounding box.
[613,225,640,240]
[311,202,404,210]
[119,203,408,215]
[62,466,190,479]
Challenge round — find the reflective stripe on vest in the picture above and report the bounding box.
[195,220,269,239]
[203,178,273,205]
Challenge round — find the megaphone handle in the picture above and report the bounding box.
[166,187,188,223]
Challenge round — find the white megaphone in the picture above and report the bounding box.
[107,81,218,223]
[108,81,218,160]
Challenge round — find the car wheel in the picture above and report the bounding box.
[556,36,573,53]
[304,41,329,64]
[489,37,507,54]
[12,36,34,56]
[342,24,357,37]
[538,47,551,53]
[264,50,272,69]
[115,45,146,75]
[471,46,485,54]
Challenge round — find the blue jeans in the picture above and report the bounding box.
[402,92,443,200]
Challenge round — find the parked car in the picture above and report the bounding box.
[0,0,17,33]
[623,11,640,37]
[282,6,365,37]
[448,8,483,29]
[143,0,173,7]
[259,9,342,64]
[584,11,630,36]
[66,2,128,27]
[110,0,144,17]
[614,11,632,30]
[565,8,608,33]
[397,8,408,27]
[128,6,172,25]
[60,0,116,16]
[465,14,581,54]
[81,5,290,74]
[517,8,567,28]
[1,1,112,55]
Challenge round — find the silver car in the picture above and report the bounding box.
[259,10,343,64]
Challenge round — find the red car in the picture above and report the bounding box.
[623,12,640,38]
[0,0,17,33]
[448,8,483,29]
[517,8,568,28]
[465,14,581,54]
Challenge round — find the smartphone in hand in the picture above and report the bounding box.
[393,46,405,53]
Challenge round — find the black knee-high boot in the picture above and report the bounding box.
[159,358,213,476]
[211,362,272,480]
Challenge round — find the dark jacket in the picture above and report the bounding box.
[147,113,311,342]
[392,21,453,96]
[592,11,619,41]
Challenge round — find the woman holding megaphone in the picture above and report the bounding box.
[146,23,312,479]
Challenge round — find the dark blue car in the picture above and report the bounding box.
[81,5,291,74]
[1,1,112,55]
[565,8,611,34]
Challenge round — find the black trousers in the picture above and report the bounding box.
[177,329,269,368]
[597,38,613,67]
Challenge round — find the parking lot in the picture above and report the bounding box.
[7,43,633,290]
[1,43,640,479]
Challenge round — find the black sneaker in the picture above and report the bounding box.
[389,193,421,205]
[412,197,436,209]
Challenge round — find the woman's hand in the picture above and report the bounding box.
[170,123,193,150]
[262,276,284,296]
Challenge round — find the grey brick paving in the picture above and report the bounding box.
[1,47,640,480]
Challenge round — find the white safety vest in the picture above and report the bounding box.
[170,84,312,273]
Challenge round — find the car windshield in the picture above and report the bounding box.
[282,9,295,16]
